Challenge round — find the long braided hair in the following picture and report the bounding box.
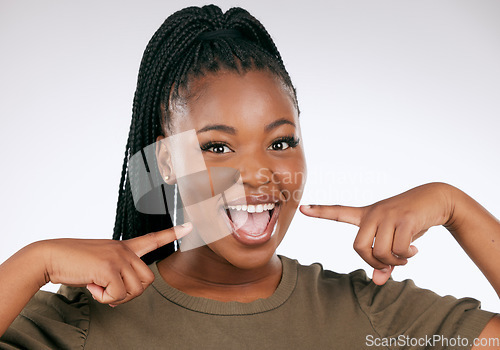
[112,5,298,264]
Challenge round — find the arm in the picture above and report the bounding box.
[445,185,500,297]
[445,185,500,345]
[300,183,500,290]
[0,223,192,337]
[0,243,49,337]
[473,316,500,349]
[300,182,500,340]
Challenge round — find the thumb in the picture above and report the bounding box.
[124,222,193,257]
[86,283,122,305]
[372,265,394,285]
[300,204,364,227]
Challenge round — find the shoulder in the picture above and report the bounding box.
[279,255,496,342]
[283,254,490,312]
[282,254,472,306]
[0,286,90,349]
[23,285,90,327]
[280,254,371,292]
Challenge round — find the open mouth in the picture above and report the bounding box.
[221,202,281,245]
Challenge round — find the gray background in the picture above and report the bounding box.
[1,0,499,311]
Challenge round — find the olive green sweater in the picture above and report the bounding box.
[0,256,495,349]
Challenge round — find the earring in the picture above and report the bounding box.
[164,175,170,182]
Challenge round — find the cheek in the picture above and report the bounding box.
[272,152,307,203]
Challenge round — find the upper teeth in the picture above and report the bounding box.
[226,203,275,213]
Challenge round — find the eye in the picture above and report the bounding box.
[267,136,300,151]
[268,141,290,151]
[200,142,233,154]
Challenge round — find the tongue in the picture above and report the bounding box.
[229,210,270,235]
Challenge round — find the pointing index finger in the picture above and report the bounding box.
[300,205,364,227]
[124,222,193,257]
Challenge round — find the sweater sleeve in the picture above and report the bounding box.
[0,285,89,350]
[351,271,497,349]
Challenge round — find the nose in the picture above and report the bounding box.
[237,152,273,189]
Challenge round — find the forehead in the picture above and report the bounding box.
[169,70,298,132]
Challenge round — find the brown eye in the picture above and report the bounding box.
[268,141,290,151]
[267,136,299,151]
[200,142,232,154]
[211,145,230,153]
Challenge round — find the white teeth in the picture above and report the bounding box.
[226,203,276,213]
[264,203,275,210]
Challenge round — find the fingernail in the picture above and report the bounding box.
[175,222,192,239]
[86,286,96,300]
[109,304,116,308]
[301,205,311,209]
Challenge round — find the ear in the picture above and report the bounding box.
[156,135,176,185]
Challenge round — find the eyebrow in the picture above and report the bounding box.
[197,124,237,135]
[264,118,296,132]
[196,118,295,135]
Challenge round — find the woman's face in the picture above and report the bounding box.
[165,70,306,269]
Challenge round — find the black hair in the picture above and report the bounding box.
[112,5,298,264]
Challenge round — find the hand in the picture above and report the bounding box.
[300,183,455,285]
[39,223,192,306]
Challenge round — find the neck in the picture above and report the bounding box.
[156,246,282,302]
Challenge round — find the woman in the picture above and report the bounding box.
[0,5,499,349]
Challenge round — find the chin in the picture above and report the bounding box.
[208,232,282,270]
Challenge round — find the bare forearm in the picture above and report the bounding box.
[0,243,48,337]
[445,185,500,297]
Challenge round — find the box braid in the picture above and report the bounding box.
[112,5,298,264]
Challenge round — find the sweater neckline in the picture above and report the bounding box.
[150,255,297,315]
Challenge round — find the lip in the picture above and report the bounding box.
[218,194,282,246]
